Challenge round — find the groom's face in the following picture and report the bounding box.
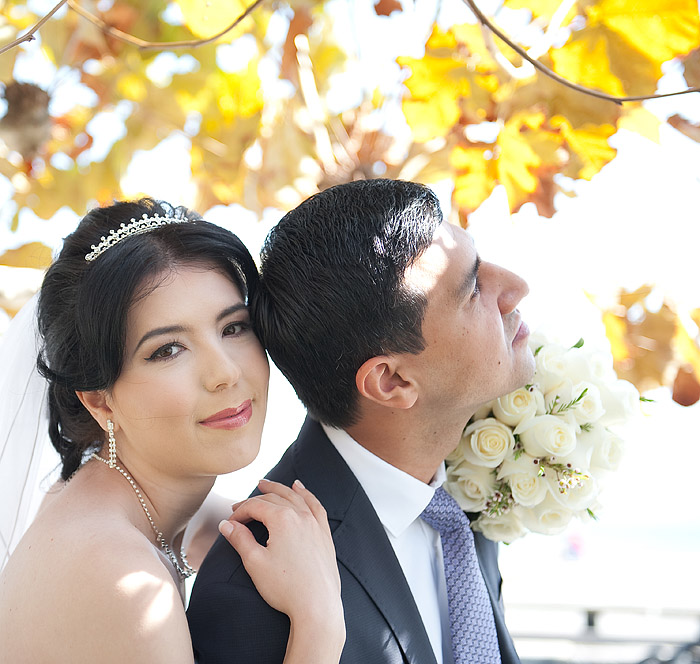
[402,222,535,417]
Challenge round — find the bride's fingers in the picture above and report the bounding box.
[229,495,289,524]
[218,520,264,565]
[258,478,330,530]
[291,480,331,534]
[256,479,309,510]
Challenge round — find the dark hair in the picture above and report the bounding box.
[254,179,442,429]
[37,198,259,480]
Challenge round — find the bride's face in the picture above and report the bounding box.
[105,265,269,478]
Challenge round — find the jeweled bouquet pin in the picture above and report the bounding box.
[444,333,641,543]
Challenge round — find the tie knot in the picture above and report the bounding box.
[421,487,470,535]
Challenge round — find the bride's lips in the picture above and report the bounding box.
[200,400,252,430]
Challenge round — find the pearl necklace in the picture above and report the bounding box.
[91,453,196,580]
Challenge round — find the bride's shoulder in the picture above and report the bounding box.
[1,505,192,662]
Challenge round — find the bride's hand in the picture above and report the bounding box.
[218,479,345,656]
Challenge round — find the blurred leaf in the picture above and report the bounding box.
[681,47,700,87]
[672,366,700,406]
[374,0,402,17]
[0,241,52,268]
[667,114,700,143]
[280,7,313,82]
[451,144,495,216]
[176,0,247,41]
[553,117,617,180]
[504,0,577,24]
[617,106,660,143]
[691,309,700,330]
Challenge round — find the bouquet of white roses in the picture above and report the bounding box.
[445,333,641,543]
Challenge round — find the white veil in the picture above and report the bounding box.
[0,294,54,570]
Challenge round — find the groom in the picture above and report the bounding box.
[188,179,533,663]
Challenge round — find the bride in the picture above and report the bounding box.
[0,199,345,662]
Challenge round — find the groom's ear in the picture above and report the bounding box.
[355,356,418,410]
[76,390,115,432]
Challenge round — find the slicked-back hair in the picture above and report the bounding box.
[254,179,443,429]
[37,198,259,480]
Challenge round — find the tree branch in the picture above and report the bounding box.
[0,0,69,57]
[462,0,700,104]
[66,0,266,51]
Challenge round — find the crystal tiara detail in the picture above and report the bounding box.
[84,214,187,262]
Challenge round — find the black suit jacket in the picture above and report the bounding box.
[187,417,520,663]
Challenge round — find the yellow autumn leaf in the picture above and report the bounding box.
[495,119,541,209]
[450,145,495,214]
[674,323,700,379]
[550,26,627,96]
[211,62,264,121]
[424,24,458,52]
[176,0,247,40]
[602,311,630,362]
[588,0,700,65]
[691,309,700,330]
[117,74,148,103]
[504,0,576,23]
[451,23,499,69]
[553,117,616,180]
[0,242,53,269]
[618,106,660,143]
[399,54,471,141]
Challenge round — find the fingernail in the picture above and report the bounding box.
[219,520,234,537]
[259,478,271,483]
[293,479,305,489]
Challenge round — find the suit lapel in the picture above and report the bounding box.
[291,418,438,664]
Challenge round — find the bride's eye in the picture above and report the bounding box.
[147,343,184,361]
[223,321,251,337]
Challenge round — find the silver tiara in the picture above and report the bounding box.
[85,214,187,262]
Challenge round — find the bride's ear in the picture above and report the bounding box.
[75,390,114,431]
[355,356,418,410]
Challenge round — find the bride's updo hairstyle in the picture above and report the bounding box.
[37,198,259,480]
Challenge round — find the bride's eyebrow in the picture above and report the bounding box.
[216,303,248,323]
[133,324,186,356]
[133,304,249,356]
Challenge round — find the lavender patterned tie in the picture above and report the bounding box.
[421,487,501,664]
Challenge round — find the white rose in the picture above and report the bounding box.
[545,380,605,426]
[471,400,494,422]
[472,509,526,544]
[445,461,497,512]
[597,379,640,426]
[564,348,616,385]
[590,429,625,472]
[460,418,515,468]
[556,424,600,469]
[492,387,545,427]
[519,492,573,535]
[516,414,577,458]
[497,452,548,507]
[546,469,599,511]
[533,343,568,393]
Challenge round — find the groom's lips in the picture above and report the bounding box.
[200,400,252,430]
[511,313,529,345]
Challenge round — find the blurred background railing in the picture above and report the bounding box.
[506,603,700,663]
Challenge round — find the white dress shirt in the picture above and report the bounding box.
[322,425,453,664]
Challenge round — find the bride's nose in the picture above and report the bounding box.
[202,344,241,392]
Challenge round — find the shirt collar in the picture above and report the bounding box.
[322,424,446,538]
